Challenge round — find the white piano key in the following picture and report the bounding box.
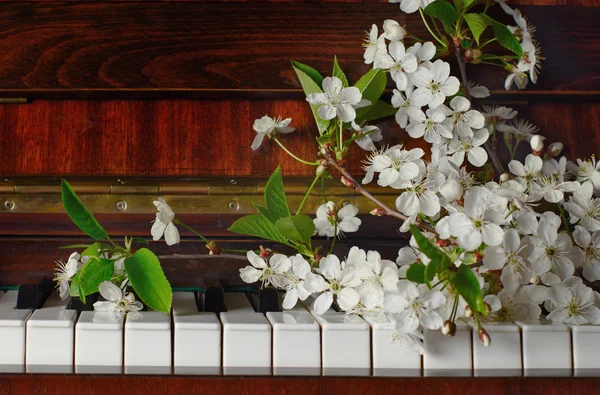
[516,319,572,376]
[266,310,320,373]
[173,292,221,373]
[471,322,521,376]
[220,292,271,373]
[124,311,171,371]
[571,325,600,375]
[0,291,31,366]
[26,293,77,369]
[363,313,421,376]
[75,311,124,371]
[304,301,370,373]
[423,322,472,376]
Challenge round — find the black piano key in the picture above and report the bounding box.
[257,288,280,313]
[203,277,225,314]
[16,277,53,310]
[68,292,99,311]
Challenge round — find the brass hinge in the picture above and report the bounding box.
[0,177,398,215]
[0,98,28,104]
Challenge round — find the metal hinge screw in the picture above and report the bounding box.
[3,200,14,210]
[116,200,127,211]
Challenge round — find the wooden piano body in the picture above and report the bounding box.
[1,0,600,393]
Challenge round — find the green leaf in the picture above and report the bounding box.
[70,275,80,297]
[77,258,115,298]
[450,264,487,314]
[252,202,276,224]
[124,248,172,313]
[291,60,329,133]
[353,68,387,123]
[359,100,397,124]
[332,56,349,88]
[61,180,108,241]
[81,242,105,258]
[264,166,290,221]
[453,0,462,13]
[229,214,286,243]
[484,16,523,57]
[409,225,452,282]
[423,0,459,34]
[291,60,324,86]
[275,215,315,246]
[59,244,91,250]
[406,263,427,284]
[463,13,489,45]
[463,0,476,9]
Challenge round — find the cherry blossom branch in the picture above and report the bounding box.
[454,46,504,178]
[321,146,438,235]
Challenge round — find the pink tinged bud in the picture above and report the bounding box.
[259,245,273,258]
[530,135,545,153]
[205,241,220,255]
[547,142,564,158]
[341,175,355,189]
[442,320,457,337]
[370,208,385,217]
[464,305,474,318]
[326,201,338,217]
[478,328,491,347]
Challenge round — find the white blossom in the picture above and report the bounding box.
[54,252,80,300]
[282,255,312,309]
[389,0,434,14]
[382,19,406,41]
[467,81,490,98]
[306,77,369,122]
[251,115,295,151]
[564,182,600,231]
[391,86,416,129]
[411,60,460,108]
[239,251,291,288]
[363,24,386,65]
[93,281,143,317]
[377,41,418,90]
[528,212,577,279]
[447,96,486,137]
[350,122,383,152]
[151,197,180,246]
[368,146,425,187]
[406,107,452,144]
[448,128,489,167]
[384,280,445,331]
[568,157,600,189]
[407,41,436,65]
[572,226,600,282]
[483,229,533,291]
[313,201,361,237]
[547,279,600,325]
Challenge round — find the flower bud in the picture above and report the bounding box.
[383,19,406,41]
[530,135,545,153]
[370,207,385,217]
[547,142,564,158]
[341,175,355,189]
[484,302,492,314]
[442,320,457,337]
[205,241,221,255]
[439,179,463,202]
[530,274,540,285]
[259,245,273,258]
[326,201,338,217]
[321,143,332,155]
[499,173,509,182]
[478,328,491,347]
[464,305,474,318]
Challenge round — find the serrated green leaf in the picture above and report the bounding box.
[464,13,489,45]
[409,225,452,282]
[454,0,462,13]
[359,100,397,124]
[484,16,523,57]
[332,56,349,88]
[450,264,487,314]
[81,242,106,258]
[252,202,276,224]
[406,263,427,284]
[463,0,476,9]
[124,248,172,313]
[70,275,80,297]
[229,214,286,243]
[354,68,387,123]
[291,60,330,133]
[264,166,290,221]
[61,180,108,241]
[423,0,459,34]
[275,215,315,246]
[77,258,115,298]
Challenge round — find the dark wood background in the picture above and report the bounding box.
[0,1,599,391]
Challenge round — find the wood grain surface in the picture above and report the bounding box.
[0,3,598,97]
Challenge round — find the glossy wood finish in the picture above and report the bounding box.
[0,375,599,395]
[0,4,598,98]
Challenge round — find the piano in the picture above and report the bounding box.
[1,0,600,393]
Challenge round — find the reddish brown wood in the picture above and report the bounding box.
[0,4,598,97]
[0,375,599,395]
[0,100,596,177]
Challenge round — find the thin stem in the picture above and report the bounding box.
[407,35,424,42]
[558,203,573,237]
[477,37,497,50]
[329,222,338,254]
[296,173,321,215]
[105,235,118,249]
[419,9,447,47]
[479,60,505,68]
[321,175,328,203]
[175,219,210,244]
[322,148,439,235]
[454,46,504,177]
[273,137,320,166]
[338,121,343,153]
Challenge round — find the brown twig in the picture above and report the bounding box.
[322,147,439,235]
[454,46,504,178]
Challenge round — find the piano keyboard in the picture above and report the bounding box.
[0,289,599,377]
